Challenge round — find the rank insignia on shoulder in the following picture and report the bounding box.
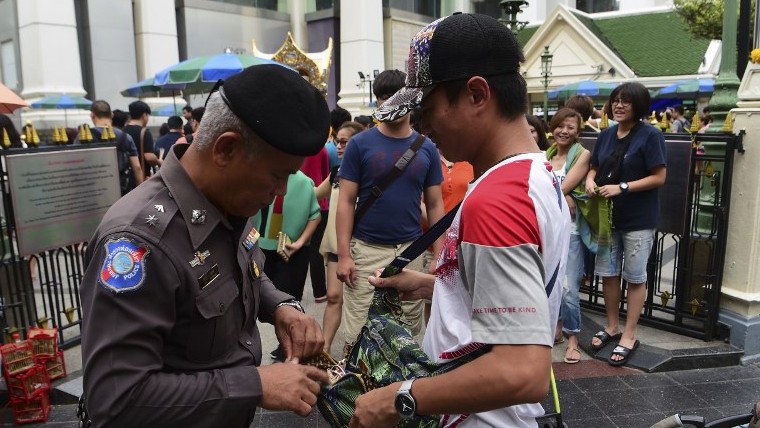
[99,238,150,294]
[243,228,260,250]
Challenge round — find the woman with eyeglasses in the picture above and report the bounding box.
[314,121,365,356]
[584,82,667,366]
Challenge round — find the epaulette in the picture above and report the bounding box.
[133,187,179,242]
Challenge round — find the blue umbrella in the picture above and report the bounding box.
[120,77,186,98]
[30,95,93,126]
[548,80,619,100]
[653,78,714,99]
[153,52,284,94]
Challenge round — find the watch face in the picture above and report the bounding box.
[396,394,415,417]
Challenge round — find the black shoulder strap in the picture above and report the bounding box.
[380,201,460,278]
[383,161,564,301]
[354,133,426,228]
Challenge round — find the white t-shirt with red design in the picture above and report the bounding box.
[423,153,569,428]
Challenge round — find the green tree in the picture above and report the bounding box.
[673,0,755,40]
[673,0,724,40]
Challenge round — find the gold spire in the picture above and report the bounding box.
[2,128,10,148]
[600,112,609,129]
[84,124,93,142]
[689,111,701,134]
[722,111,733,133]
[649,110,658,126]
[60,126,69,144]
[53,126,61,143]
[105,124,116,140]
[659,111,669,131]
[30,124,40,145]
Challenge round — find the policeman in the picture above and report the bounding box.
[80,64,330,428]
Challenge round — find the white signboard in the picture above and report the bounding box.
[5,147,121,256]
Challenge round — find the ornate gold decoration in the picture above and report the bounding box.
[722,111,733,133]
[689,111,701,133]
[253,33,333,97]
[2,128,10,148]
[52,126,61,143]
[649,110,658,126]
[25,123,40,146]
[61,126,69,144]
[600,112,609,129]
[659,111,670,131]
[658,290,671,308]
[36,316,50,329]
[690,298,701,316]
[64,307,77,323]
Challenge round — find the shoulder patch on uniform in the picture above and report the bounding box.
[98,238,150,293]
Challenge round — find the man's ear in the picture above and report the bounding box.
[466,76,490,107]
[211,131,242,166]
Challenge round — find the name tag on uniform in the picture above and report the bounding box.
[198,264,220,290]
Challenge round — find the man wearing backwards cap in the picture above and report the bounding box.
[80,64,330,428]
[352,13,568,428]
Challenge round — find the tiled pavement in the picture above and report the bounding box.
[2,282,758,427]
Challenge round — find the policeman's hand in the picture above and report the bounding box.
[274,307,324,363]
[349,383,400,428]
[258,363,329,417]
[336,255,357,288]
[368,269,434,301]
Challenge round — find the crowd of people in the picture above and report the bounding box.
[0,11,688,428]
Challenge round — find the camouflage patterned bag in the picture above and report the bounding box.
[305,288,488,428]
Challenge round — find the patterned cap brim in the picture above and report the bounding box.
[373,86,424,122]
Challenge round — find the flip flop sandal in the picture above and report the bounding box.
[590,330,622,351]
[554,336,565,345]
[564,347,581,364]
[608,340,640,366]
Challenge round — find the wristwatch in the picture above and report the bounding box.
[619,182,630,194]
[395,379,417,420]
[275,299,305,314]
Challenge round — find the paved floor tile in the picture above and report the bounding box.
[570,375,633,394]
[588,389,657,417]
[664,366,730,385]
[636,384,709,413]
[687,381,754,408]
[621,372,678,389]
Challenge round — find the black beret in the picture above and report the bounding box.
[220,64,329,156]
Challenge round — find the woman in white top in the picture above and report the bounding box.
[546,108,591,364]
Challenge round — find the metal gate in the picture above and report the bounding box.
[0,147,90,350]
[580,132,743,340]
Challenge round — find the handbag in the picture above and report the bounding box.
[304,202,474,428]
[309,287,489,428]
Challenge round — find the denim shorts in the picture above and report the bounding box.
[594,228,656,284]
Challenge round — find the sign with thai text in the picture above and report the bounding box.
[5,147,120,256]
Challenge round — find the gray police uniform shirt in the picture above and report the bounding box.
[80,144,293,428]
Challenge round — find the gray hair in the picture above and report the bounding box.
[193,92,267,156]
